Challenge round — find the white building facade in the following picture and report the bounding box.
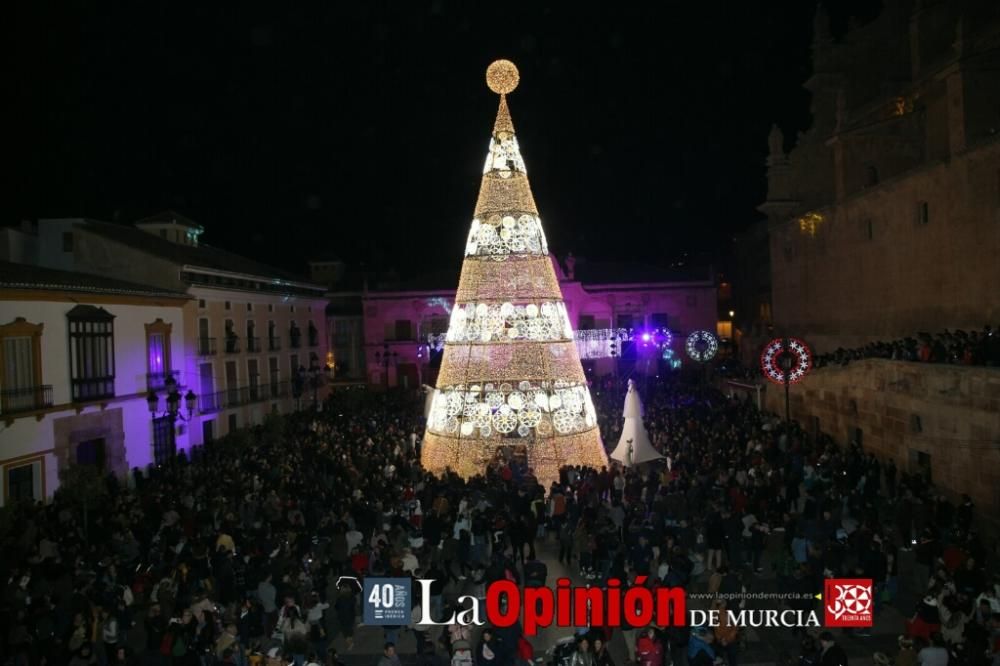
[0,263,189,505]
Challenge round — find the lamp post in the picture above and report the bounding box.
[146,375,197,460]
[778,337,794,423]
[609,335,620,404]
[374,344,399,389]
[308,363,322,409]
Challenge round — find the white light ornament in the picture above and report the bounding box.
[685,330,719,363]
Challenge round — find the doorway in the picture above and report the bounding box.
[77,438,106,470]
[152,418,175,464]
[202,419,215,444]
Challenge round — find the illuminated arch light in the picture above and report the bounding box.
[685,330,719,363]
[760,337,812,385]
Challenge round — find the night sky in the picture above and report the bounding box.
[9,2,880,278]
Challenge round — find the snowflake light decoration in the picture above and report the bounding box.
[760,337,812,385]
[685,330,719,363]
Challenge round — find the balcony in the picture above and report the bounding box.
[197,337,217,356]
[1,385,54,415]
[198,380,290,413]
[224,336,241,354]
[246,336,262,353]
[147,369,180,391]
[268,336,281,351]
[71,377,115,402]
[308,335,319,348]
[289,335,302,349]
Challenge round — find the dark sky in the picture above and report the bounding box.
[9,2,880,278]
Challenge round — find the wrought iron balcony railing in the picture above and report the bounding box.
[0,385,54,415]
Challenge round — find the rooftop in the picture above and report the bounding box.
[0,261,190,300]
[77,217,315,285]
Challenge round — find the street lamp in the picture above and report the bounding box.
[778,338,794,423]
[308,363,322,409]
[147,375,197,463]
[374,344,399,388]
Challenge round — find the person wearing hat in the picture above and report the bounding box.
[819,631,848,666]
[907,595,942,642]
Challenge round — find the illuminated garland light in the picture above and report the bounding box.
[421,60,609,487]
[483,136,527,175]
[446,301,572,343]
[427,381,597,440]
[464,214,549,258]
[760,337,812,385]
[685,330,718,363]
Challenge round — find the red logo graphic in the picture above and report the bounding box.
[824,578,873,627]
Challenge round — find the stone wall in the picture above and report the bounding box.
[764,359,1000,531]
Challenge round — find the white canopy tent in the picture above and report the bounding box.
[610,379,664,467]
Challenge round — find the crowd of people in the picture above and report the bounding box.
[1,377,998,666]
[813,326,1000,369]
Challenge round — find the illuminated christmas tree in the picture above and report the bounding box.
[421,60,608,486]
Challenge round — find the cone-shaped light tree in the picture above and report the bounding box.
[610,379,663,467]
[421,60,609,486]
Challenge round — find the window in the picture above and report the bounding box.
[228,413,237,433]
[578,314,596,330]
[225,301,232,310]
[198,299,206,309]
[289,322,302,348]
[247,359,259,401]
[145,319,173,389]
[0,317,46,413]
[246,320,257,352]
[427,316,449,335]
[269,357,280,394]
[393,320,414,340]
[917,201,929,225]
[865,219,874,241]
[290,305,296,313]
[5,459,42,504]
[268,304,274,313]
[910,414,922,433]
[308,306,312,313]
[224,319,239,353]
[308,321,319,346]
[650,313,670,329]
[67,305,115,401]
[62,232,74,252]
[616,314,634,330]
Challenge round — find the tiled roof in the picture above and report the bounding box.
[80,218,314,284]
[0,261,190,299]
[573,260,712,285]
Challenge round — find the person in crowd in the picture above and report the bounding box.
[819,631,849,666]
[0,377,994,666]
